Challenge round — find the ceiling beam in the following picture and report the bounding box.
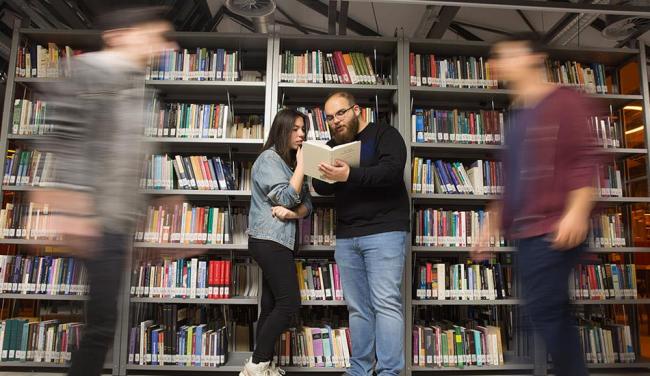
[205,5,225,32]
[590,17,606,32]
[276,4,309,34]
[427,6,459,39]
[276,20,327,35]
[516,10,537,34]
[543,12,580,44]
[449,22,482,41]
[6,0,57,28]
[223,8,255,33]
[339,0,349,35]
[413,5,441,38]
[342,0,650,17]
[27,0,69,29]
[453,20,512,36]
[328,0,336,34]
[43,0,90,29]
[297,0,380,36]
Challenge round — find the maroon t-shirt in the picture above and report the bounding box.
[501,87,600,240]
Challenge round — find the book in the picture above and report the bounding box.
[302,141,361,184]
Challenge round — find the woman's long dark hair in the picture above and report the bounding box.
[262,109,307,168]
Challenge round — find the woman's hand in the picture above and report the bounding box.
[272,206,297,221]
[295,146,304,172]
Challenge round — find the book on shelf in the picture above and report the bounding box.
[299,207,336,246]
[413,208,505,247]
[543,60,609,94]
[140,154,251,191]
[147,102,231,139]
[411,109,505,145]
[135,204,248,245]
[128,305,255,367]
[588,211,626,248]
[409,53,498,89]
[295,259,343,302]
[412,322,504,367]
[274,325,351,368]
[0,319,83,363]
[589,115,622,149]
[0,255,88,296]
[414,261,512,301]
[578,318,635,364]
[411,158,503,195]
[280,50,388,85]
[596,164,623,198]
[15,44,82,79]
[130,257,259,299]
[302,141,360,184]
[570,263,637,300]
[0,200,58,241]
[146,48,254,82]
[3,149,55,187]
[297,106,375,142]
[12,99,51,136]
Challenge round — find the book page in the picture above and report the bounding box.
[302,141,334,183]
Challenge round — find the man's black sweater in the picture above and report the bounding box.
[312,122,410,238]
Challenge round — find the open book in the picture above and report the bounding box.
[302,140,361,184]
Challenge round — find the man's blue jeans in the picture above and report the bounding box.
[334,231,407,376]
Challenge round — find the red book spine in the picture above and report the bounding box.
[333,51,351,84]
[224,260,231,298]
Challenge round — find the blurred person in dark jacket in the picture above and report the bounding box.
[472,34,598,376]
[30,7,175,376]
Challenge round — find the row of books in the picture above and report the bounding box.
[0,201,57,240]
[273,326,352,368]
[130,320,228,366]
[413,208,505,247]
[590,115,622,149]
[147,102,263,140]
[0,255,87,296]
[589,212,626,248]
[414,262,511,301]
[298,208,336,246]
[3,149,53,187]
[280,50,386,85]
[12,99,51,136]
[411,159,504,195]
[596,165,623,198]
[570,263,637,300]
[296,106,376,142]
[147,102,231,139]
[296,260,343,302]
[412,323,504,367]
[409,54,498,89]
[146,48,242,81]
[411,109,505,145]
[0,319,82,363]
[544,60,609,94]
[135,205,248,245]
[130,258,259,299]
[140,154,252,191]
[15,44,81,78]
[578,322,635,364]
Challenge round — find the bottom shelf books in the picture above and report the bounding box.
[0,319,83,363]
[412,323,504,368]
[274,326,351,368]
[128,305,256,367]
[579,322,635,364]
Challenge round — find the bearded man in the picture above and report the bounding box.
[312,91,409,376]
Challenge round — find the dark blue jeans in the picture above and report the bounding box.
[518,235,589,376]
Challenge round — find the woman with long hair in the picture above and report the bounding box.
[241,109,312,376]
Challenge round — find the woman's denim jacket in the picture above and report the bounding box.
[247,147,312,250]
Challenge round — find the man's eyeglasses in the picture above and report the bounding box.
[325,105,355,123]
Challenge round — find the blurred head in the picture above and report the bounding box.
[263,109,307,167]
[96,6,176,67]
[324,91,362,144]
[490,33,547,85]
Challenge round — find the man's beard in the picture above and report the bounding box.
[332,116,359,144]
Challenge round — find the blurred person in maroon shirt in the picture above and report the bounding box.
[473,34,599,376]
